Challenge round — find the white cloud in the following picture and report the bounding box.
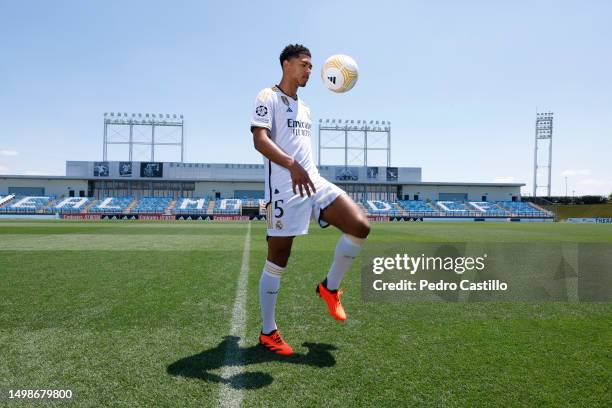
[24,170,48,176]
[0,165,8,173]
[578,178,612,187]
[0,150,18,156]
[493,176,515,183]
[561,169,591,177]
[572,179,612,196]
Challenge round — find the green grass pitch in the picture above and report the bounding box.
[1,220,611,407]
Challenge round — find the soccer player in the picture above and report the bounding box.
[251,44,371,356]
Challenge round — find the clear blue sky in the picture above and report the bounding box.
[1,0,611,196]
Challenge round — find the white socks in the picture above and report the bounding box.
[325,234,365,291]
[259,260,284,334]
[259,235,364,333]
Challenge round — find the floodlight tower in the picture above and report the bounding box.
[103,112,184,162]
[318,119,391,167]
[532,111,554,197]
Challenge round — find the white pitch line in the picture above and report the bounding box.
[218,221,251,408]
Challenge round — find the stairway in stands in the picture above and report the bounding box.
[0,194,16,210]
[39,198,59,213]
[527,201,554,216]
[165,199,177,215]
[125,198,139,214]
[207,200,216,215]
[81,199,98,213]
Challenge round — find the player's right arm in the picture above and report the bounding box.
[250,89,315,197]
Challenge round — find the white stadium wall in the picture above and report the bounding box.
[194,181,265,198]
[0,161,524,202]
[67,161,267,181]
[0,177,88,197]
[401,184,521,202]
[66,161,422,184]
[316,165,421,183]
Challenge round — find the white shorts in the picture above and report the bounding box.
[265,175,345,236]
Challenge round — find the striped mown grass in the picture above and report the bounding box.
[1,220,610,407]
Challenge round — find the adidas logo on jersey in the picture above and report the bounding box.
[286,107,292,112]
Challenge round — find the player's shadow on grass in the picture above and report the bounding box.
[167,335,337,389]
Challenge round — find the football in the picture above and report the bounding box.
[321,54,359,93]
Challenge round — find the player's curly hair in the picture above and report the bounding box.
[279,44,311,66]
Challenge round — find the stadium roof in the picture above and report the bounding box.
[410,181,525,187]
[0,174,524,187]
[1,175,83,180]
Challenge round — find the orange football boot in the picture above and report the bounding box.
[259,330,293,356]
[316,282,347,321]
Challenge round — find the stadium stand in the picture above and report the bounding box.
[131,197,173,214]
[258,199,267,216]
[0,194,16,207]
[468,201,508,216]
[363,200,403,216]
[0,196,55,213]
[213,198,242,215]
[397,200,438,215]
[0,194,554,219]
[89,197,133,213]
[174,197,210,214]
[436,201,470,213]
[496,201,550,217]
[47,197,91,213]
[240,197,262,207]
[81,199,99,213]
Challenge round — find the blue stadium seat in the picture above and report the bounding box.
[131,197,172,214]
[0,196,55,213]
[495,201,550,217]
[213,199,242,215]
[435,201,470,213]
[468,201,509,216]
[173,197,210,214]
[241,197,261,207]
[89,197,133,213]
[46,197,91,214]
[362,200,403,216]
[396,200,438,215]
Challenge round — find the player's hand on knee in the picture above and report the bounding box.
[289,160,316,197]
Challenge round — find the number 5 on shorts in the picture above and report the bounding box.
[274,200,284,218]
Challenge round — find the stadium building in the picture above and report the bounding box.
[0,160,553,222]
[0,111,554,221]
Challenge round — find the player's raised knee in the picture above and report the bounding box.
[353,217,370,239]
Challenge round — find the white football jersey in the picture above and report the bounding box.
[250,85,318,202]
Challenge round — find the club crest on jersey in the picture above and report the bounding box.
[275,219,283,230]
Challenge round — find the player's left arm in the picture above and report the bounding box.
[252,127,315,197]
